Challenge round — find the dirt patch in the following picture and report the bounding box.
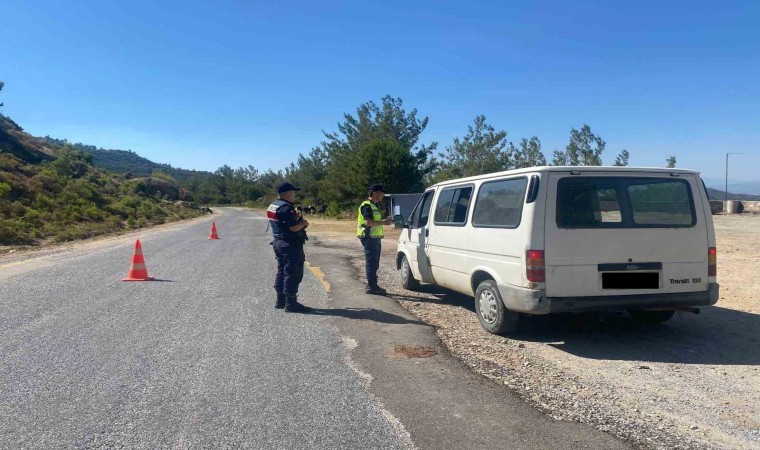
[307,214,760,450]
[712,215,760,313]
[390,345,437,359]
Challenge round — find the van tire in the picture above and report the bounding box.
[400,255,420,290]
[629,309,675,324]
[475,280,521,335]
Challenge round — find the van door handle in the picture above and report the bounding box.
[425,228,429,237]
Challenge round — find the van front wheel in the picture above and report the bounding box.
[400,255,420,290]
[475,280,521,335]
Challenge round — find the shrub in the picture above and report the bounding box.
[325,201,342,218]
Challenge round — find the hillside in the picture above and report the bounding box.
[40,136,217,182]
[0,115,56,164]
[706,187,760,202]
[37,137,276,205]
[0,115,201,246]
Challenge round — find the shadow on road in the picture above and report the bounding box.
[312,307,427,326]
[388,283,760,365]
[387,284,475,313]
[516,306,760,366]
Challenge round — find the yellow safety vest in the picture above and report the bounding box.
[357,200,384,238]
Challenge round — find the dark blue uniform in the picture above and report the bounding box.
[267,199,307,299]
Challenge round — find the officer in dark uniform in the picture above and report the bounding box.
[267,182,312,313]
[358,184,393,294]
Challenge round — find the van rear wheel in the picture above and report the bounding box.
[628,309,675,324]
[475,280,521,335]
[400,255,420,290]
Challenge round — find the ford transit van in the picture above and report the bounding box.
[396,167,719,335]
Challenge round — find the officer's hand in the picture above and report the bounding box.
[302,219,310,228]
[382,218,393,226]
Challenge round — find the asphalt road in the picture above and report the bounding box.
[0,209,412,449]
[1,207,628,449]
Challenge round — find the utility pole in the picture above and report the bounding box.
[725,153,743,202]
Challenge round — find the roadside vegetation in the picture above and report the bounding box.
[0,79,709,246]
[0,81,203,246]
[0,142,200,245]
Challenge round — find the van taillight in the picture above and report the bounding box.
[708,247,717,277]
[526,250,545,282]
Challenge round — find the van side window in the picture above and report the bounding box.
[413,191,434,228]
[473,178,528,228]
[434,186,473,225]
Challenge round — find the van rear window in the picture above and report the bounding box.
[557,177,696,228]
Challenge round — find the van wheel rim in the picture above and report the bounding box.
[479,290,498,324]
[401,259,409,283]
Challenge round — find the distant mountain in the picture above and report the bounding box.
[703,178,760,196]
[1,114,202,246]
[39,137,215,182]
[705,187,760,202]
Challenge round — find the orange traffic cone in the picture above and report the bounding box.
[208,221,220,240]
[123,239,154,281]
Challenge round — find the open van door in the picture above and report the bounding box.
[403,190,435,283]
[544,172,709,298]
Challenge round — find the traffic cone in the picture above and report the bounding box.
[208,221,220,240]
[123,239,154,281]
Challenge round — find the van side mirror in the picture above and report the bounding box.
[393,215,405,229]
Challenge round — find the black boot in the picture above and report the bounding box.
[284,297,313,313]
[275,292,286,309]
[365,283,387,295]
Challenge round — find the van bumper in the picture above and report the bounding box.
[498,283,720,315]
[497,284,552,314]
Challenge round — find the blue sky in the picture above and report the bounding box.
[2,0,759,182]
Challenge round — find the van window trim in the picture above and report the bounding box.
[432,183,475,227]
[472,176,529,229]
[409,189,435,229]
[555,176,698,229]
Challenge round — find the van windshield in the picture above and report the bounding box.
[557,177,696,228]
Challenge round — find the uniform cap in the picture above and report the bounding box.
[277,182,301,193]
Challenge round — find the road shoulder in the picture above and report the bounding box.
[305,246,629,450]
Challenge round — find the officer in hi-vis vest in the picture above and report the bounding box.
[267,182,312,313]
[358,184,393,294]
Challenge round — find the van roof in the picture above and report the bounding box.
[431,166,700,188]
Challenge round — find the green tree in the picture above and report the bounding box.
[433,115,513,183]
[285,148,327,204]
[0,182,10,199]
[48,144,93,178]
[215,164,235,179]
[666,156,677,168]
[614,149,630,166]
[348,139,426,196]
[321,96,435,205]
[512,136,547,169]
[0,80,5,109]
[552,124,606,166]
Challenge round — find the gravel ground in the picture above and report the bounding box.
[307,215,759,450]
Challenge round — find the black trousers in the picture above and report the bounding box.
[361,238,382,286]
[273,240,305,297]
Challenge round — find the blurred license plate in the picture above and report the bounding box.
[602,272,659,289]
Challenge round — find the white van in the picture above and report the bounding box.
[395,167,719,335]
